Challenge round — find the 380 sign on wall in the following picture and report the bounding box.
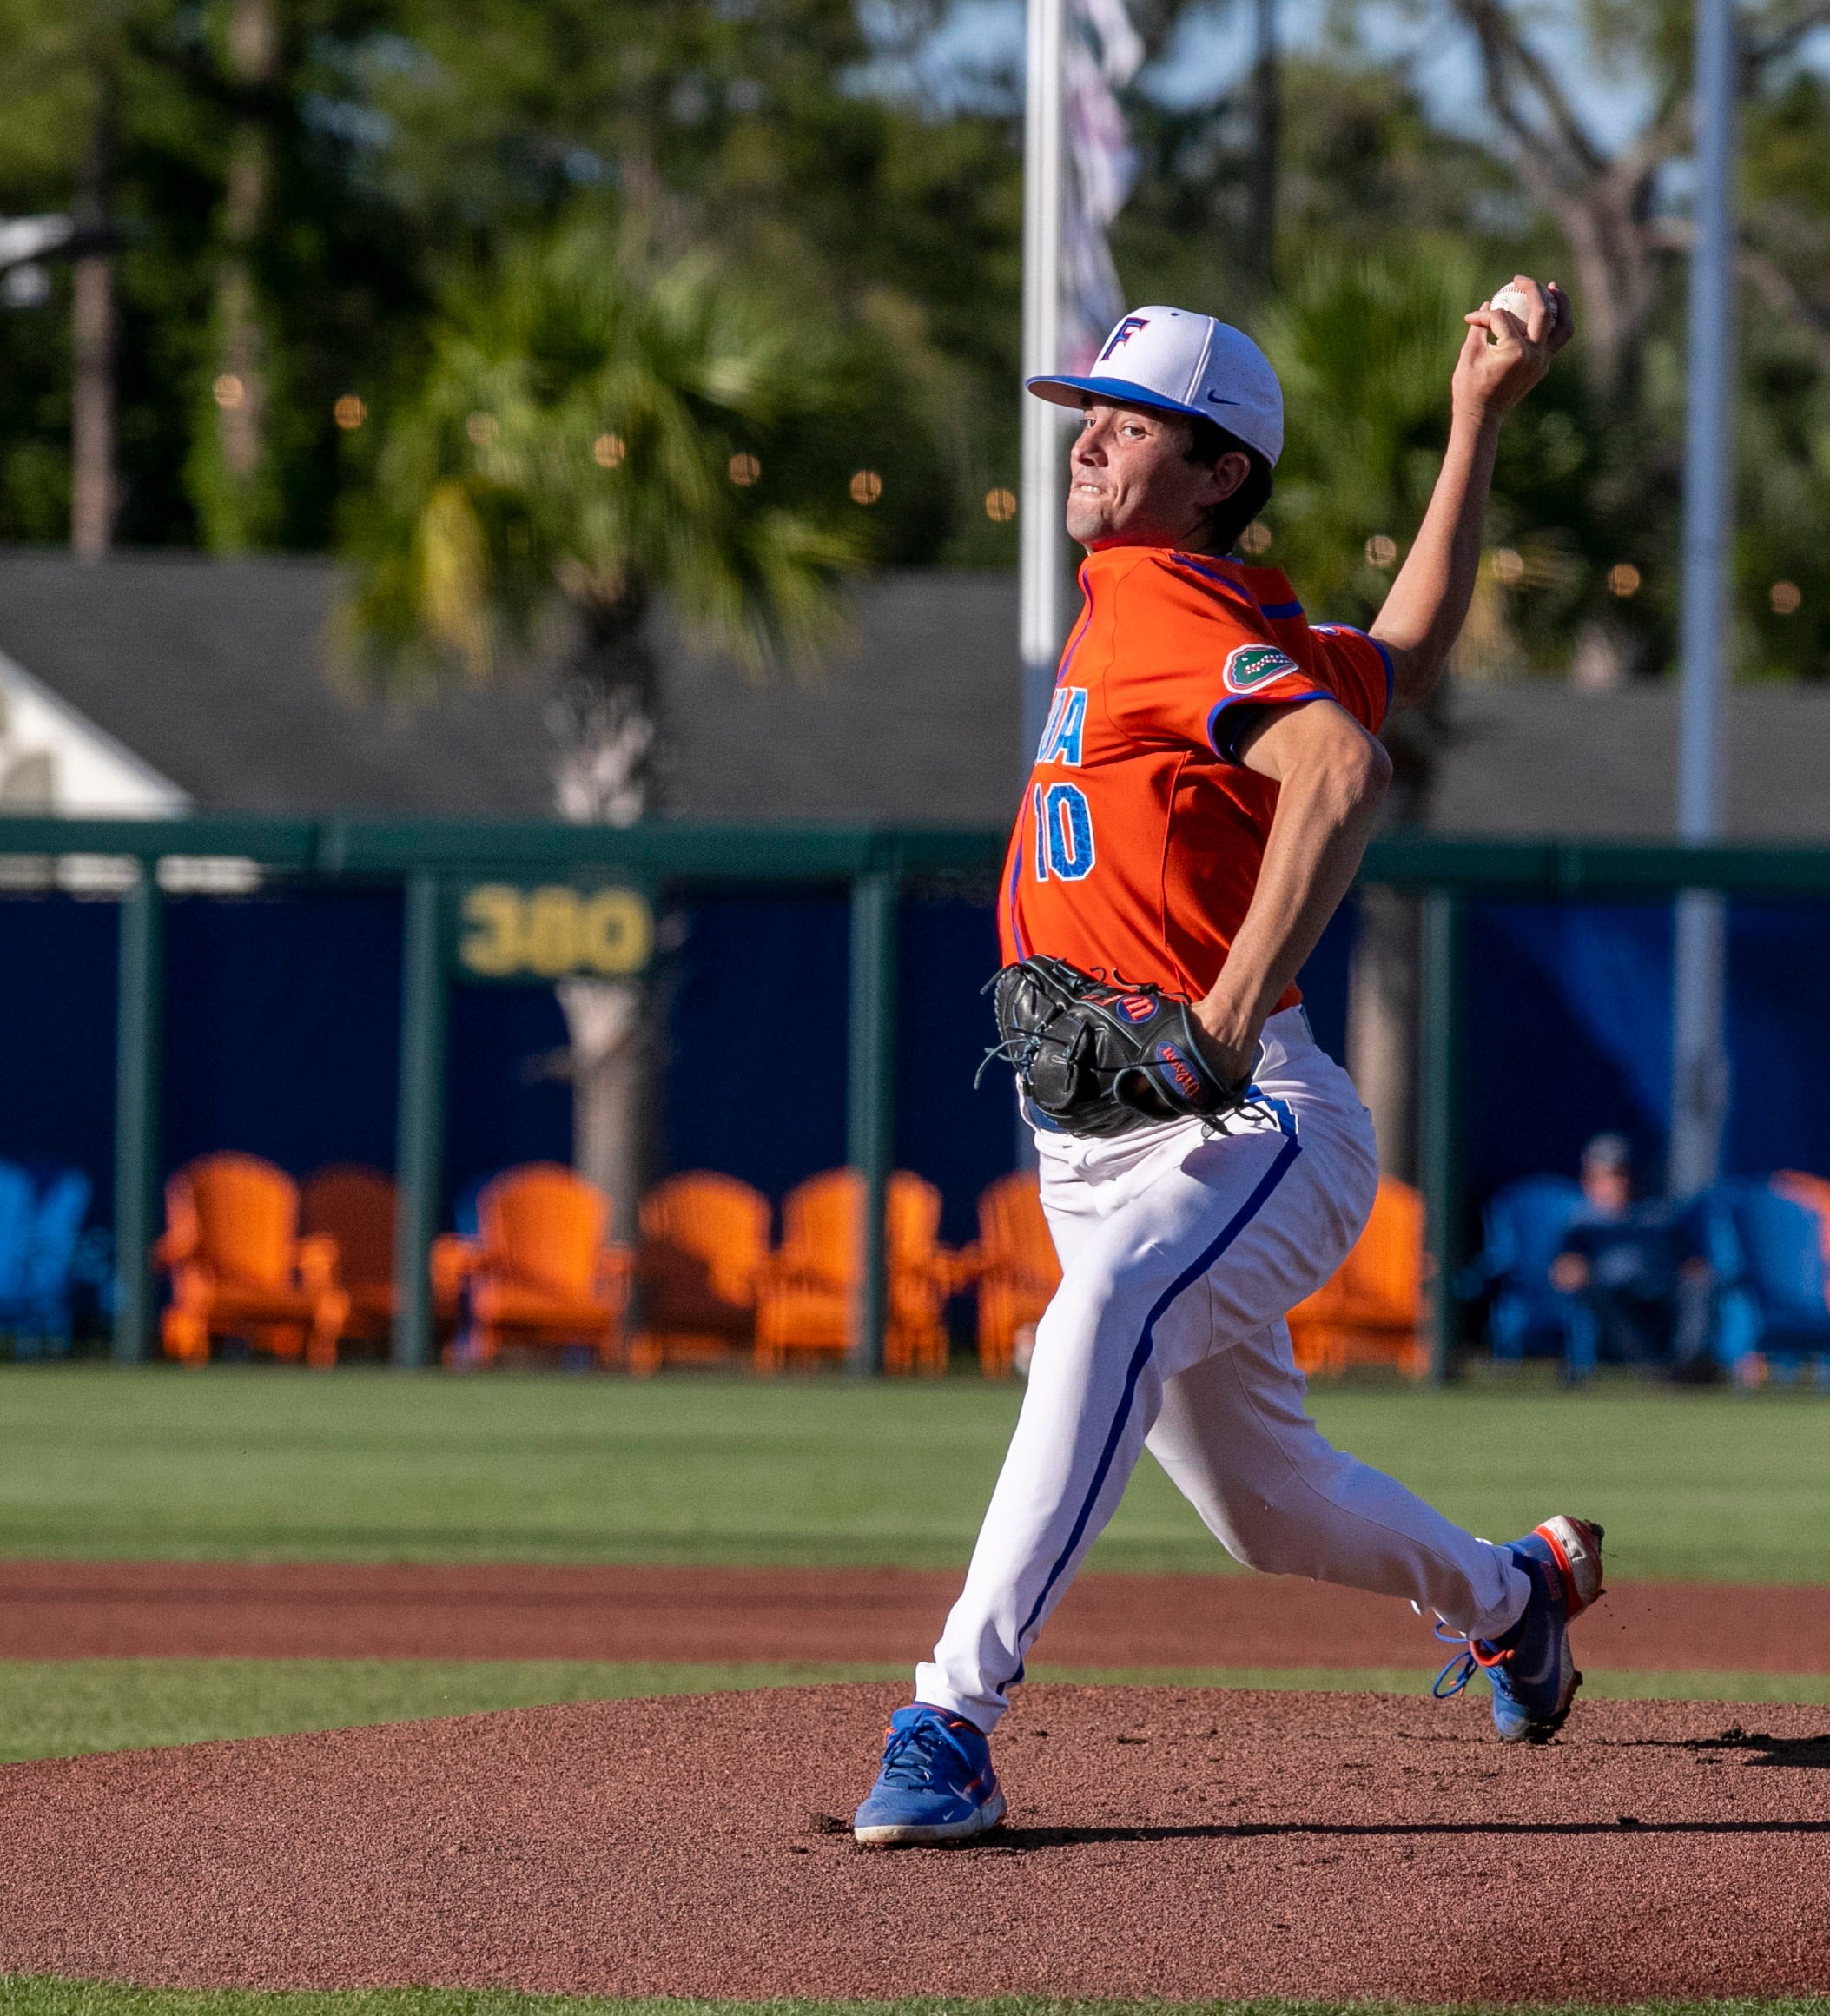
[455,882,654,982]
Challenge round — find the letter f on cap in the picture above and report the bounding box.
[1098,315,1151,363]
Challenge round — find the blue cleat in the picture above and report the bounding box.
[853,1703,1007,1847]
[1435,1515,1605,1744]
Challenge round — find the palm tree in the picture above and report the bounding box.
[342,213,868,1231]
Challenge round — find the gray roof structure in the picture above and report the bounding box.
[1434,684,1830,839]
[0,550,556,816]
[663,571,1021,825]
[0,551,1025,824]
[1,547,1827,836]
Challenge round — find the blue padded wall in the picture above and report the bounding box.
[3,885,1827,1269]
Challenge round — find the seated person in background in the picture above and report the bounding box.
[1551,1134,1712,1373]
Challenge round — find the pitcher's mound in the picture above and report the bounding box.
[3,1682,1828,2001]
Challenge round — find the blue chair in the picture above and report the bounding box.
[0,1161,96,1354]
[23,1167,96,1354]
[1704,1180,1830,1385]
[0,1163,37,1337]
[1463,1176,1597,1378]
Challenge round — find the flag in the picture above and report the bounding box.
[1060,0,1143,371]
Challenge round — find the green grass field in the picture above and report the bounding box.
[3,1365,1828,1582]
[0,1362,1820,1772]
[0,1364,1825,1766]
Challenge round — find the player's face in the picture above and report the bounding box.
[1065,398,1246,552]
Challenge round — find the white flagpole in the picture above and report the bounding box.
[1668,0,1739,1199]
[1021,0,1068,772]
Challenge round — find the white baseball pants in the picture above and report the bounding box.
[916,1005,1529,1733]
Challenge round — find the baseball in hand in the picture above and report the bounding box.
[1488,282,1553,337]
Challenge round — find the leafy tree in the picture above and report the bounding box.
[351,0,1020,563]
[340,210,874,1221]
[346,212,875,749]
[1382,0,1830,677]
[0,1,1021,565]
[0,0,161,548]
[0,0,426,552]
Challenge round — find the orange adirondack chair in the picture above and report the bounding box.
[1285,1175,1427,1378]
[631,1172,772,1374]
[463,1163,632,1367]
[754,1168,953,1375]
[299,1166,474,1349]
[159,1153,349,1367]
[962,1170,1062,1377]
[301,1165,395,1347]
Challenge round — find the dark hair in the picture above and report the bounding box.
[1184,414,1272,554]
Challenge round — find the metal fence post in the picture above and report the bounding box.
[112,867,165,1363]
[848,869,899,1375]
[1418,886,1464,1384]
[393,871,448,1369]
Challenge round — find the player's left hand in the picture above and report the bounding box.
[1453,275,1571,426]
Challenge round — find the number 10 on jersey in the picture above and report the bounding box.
[1032,781,1096,882]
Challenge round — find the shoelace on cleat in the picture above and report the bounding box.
[876,1715,975,1789]
[1430,1618,1510,1700]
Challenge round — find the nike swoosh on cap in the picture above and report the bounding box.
[1206,391,1241,405]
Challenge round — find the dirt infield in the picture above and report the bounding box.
[0,1558,1826,1672]
[2,1681,1828,2000]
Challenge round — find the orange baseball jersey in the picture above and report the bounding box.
[997,545,1391,1011]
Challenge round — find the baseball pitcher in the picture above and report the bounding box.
[856,281,1601,1847]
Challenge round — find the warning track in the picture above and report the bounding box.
[1,1683,1827,2001]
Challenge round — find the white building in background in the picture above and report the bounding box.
[0,645,188,816]
[0,644,195,893]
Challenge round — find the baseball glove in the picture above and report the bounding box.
[987,954,1249,1138]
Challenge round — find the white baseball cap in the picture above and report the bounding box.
[1027,306,1285,467]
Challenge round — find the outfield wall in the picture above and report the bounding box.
[6,882,1829,1253]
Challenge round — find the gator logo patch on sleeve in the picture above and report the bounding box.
[1221,643,1300,694]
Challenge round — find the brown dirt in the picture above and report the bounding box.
[3,1682,1830,1999]
[0,1559,1824,1674]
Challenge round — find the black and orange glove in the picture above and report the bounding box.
[987,954,1249,1138]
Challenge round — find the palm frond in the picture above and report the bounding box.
[340,206,870,697]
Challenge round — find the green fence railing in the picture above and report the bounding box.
[5,816,1830,1379]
